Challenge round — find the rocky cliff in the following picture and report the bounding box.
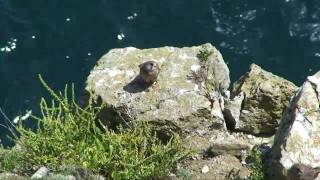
[85,43,315,179]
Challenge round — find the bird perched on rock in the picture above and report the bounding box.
[138,61,160,85]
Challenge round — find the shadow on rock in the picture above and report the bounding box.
[123,75,152,93]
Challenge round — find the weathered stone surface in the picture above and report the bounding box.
[86,43,230,138]
[224,92,244,129]
[31,166,49,179]
[177,154,250,180]
[229,64,297,135]
[288,164,320,180]
[183,130,254,156]
[271,71,320,178]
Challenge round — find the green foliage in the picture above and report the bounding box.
[176,169,192,180]
[196,46,213,62]
[246,147,266,180]
[5,75,189,179]
[0,146,24,173]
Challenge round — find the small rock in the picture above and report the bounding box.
[202,165,209,173]
[31,166,49,179]
[224,92,244,129]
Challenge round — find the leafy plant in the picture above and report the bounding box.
[246,147,266,180]
[196,46,213,62]
[1,75,189,179]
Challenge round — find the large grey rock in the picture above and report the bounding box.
[271,71,320,178]
[86,43,230,138]
[227,64,297,135]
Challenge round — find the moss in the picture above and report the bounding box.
[232,64,297,134]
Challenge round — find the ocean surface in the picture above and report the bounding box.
[1,0,320,145]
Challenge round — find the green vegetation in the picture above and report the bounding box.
[176,168,192,180]
[196,45,213,62]
[0,75,189,179]
[0,146,24,173]
[246,147,266,180]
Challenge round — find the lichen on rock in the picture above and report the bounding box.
[270,71,320,179]
[225,64,298,135]
[85,43,230,140]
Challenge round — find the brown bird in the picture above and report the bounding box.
[138,61,160,85]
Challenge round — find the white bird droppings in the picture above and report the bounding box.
[108,68,122,77]
[191,64,201,72]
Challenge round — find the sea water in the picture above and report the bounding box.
[0,0,320,145]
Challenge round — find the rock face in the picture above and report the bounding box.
[86,43,230,138]
[271,71,320,178]
[288,164,320,180]
[224,92,244,130]
[177,154,250,180]
[225,64,297,135]
[86,44,293,179]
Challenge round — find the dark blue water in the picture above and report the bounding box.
[1,0,320,145]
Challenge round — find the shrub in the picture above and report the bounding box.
[3,75,189,179]
[246,146,266,180]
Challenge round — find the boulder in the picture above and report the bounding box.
[271,71,320,178]
[86,43,230,139]
[225,64,297,135]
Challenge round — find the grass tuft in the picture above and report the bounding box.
[0,75,189,179]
